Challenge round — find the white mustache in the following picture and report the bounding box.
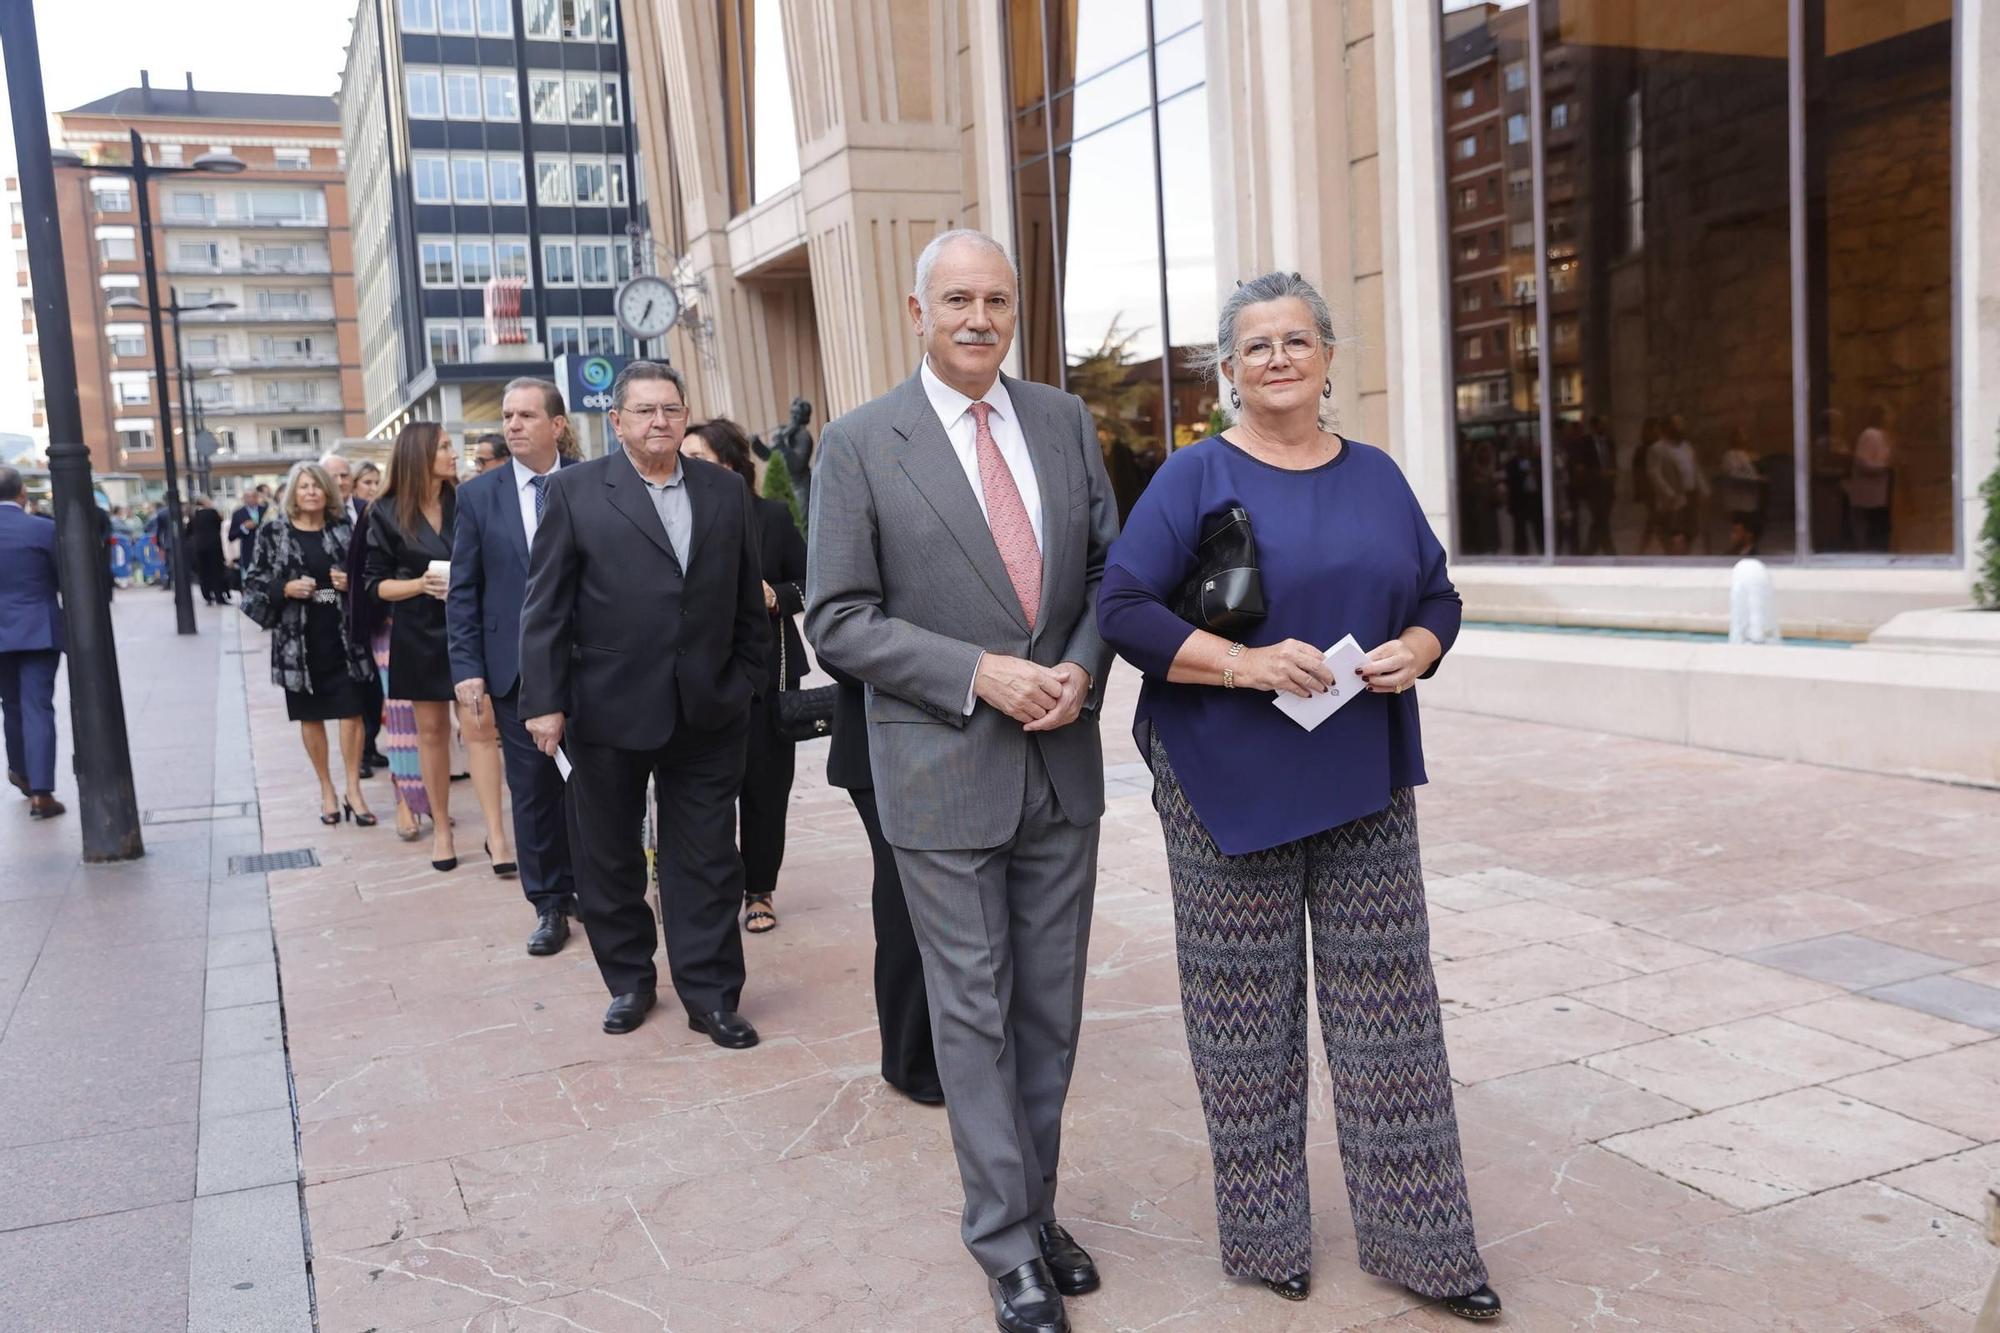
[953,329,1000,346]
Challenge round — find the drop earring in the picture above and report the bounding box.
[1323,378,1333,399]
[1229,387,1241,409]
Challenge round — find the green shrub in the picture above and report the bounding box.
[763,448,806,537]
[1975,456,2000,609]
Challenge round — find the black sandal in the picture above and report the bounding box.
[344,800,377,828]
[744,899,778,933]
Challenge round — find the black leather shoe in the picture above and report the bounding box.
[526,908,570,956]
[602,991,656,1034]
[1035,1222,1099,1297]
[1439,1285,1502,1320]
[363,750,390,770]
[687,1010,759,1049]
[1263,1273,1310,1301]
[992,1258,1068,1333]
[894,1081,945,1106]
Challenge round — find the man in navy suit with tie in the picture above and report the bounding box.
[0,466,65,819]
[447,379,576,954]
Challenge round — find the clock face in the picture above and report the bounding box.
[616,276,680,339]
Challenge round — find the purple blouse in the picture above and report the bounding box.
[1098,436,1461,855]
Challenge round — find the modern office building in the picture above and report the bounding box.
[340,0,646,440]
[625,0,1995,781]
[52,76,366,497]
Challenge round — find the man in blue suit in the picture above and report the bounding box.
[0,466,65,818]
[448,379,576,954]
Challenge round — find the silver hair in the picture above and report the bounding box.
[609,360,689,412]
[912,228,1020,315]
[1195,271,1343,427]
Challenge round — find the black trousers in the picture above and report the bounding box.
[739,693,796,900]
[492,686,575,916]
[359,672,384,758]
[194,546,229,602]
[569,710,750,1014]
[851,786,940,1096]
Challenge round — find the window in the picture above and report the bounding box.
[427,321,464,364]
[529,77,564,123]
[91,181,131,212]
[608,160,626,205]
[547,321,582,357]
[584,320,621,356]
[108,329,145,357]
[1508,167,1532,198]
[483,73,517,119]
[413,155,451,202]
[568,77,601,122]
[96,230,136,262]
[451,155,488,203]
[494,237,530,278]
[476,0,510,35]
[603,79,622,124]
[1459,287,1481,314]
[176,240,218,267]
[1459,234,1480,262]
[489,155,526,203]
[1455,134,1478,161]
[541,239,575,284]
[1506,113,1528,145]
[274,148,312,171]
[464,322,489,358]
[524,0,558,37]
[1453,86,1476,111]
[459,239,493,285]
[1504,61,1526,92]
[112,372,151,406]
[168,191,213,219]
[613,242,632,282]
[1463,335,1482,362]
[572,159,606,205]
[420,238,456,286]
[118,427,154,454]
[257,289,308,314]
[1458,186,1478,212]
[252,243,307,269]
[1550,101,1569,130]
[157,144,183,166]
[1510,220,1533,250]
[443,70,481,120]
[1513,274,1536,302]
[99,274,141,293]
[572,0,596,38]
[536,158,571,205]
[406,68,443,118]
[577,239,612,285]
[401,0,436,30]
[436,0,475,33]
[186,335,220,360]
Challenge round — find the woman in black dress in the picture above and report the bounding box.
[241,461,377,826]
[683,418,807,934]
[366,422,497,871]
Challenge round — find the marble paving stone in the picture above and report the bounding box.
[1868,973,2000,1033]
[1443,899,1614,945]
[1829,1040,2000,1141]
[1879,1142,2000,1221]
[1583,1015,1894,1112]
[1441,997,1663,1084]
[1861,899,2000,966]
[1453,1062,1692,1171]
[1602,1087,1973,1210]
[299,1159,471,1253]
[1746,932,1960,992]
[1557,924,1720,975]
[1778,993,1995,1060]
[1645,889,1905,954]
[1421,873,1522,914]
[1435,942,1635,1014]
[1568,957,1841,1034]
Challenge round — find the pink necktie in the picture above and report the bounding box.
[968,401,1040,628]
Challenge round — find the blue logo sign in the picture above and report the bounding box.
[580,357,616,390]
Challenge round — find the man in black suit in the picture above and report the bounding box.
[185,495,229,604]
[519,362,769,1044]
[448,378,578,956]
[228,486,268,573]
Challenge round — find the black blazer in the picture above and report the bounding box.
[519,449,768,751]
[446,459,576,698]
[187,506,225,554]
[753,496,808,693]
[363,489,457,702]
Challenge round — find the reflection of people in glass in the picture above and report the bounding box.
[1848,405,1896,552]
[1647,414,1707,556]
[1808,408,1851,552]
[1503,437,1541,555]
[1457,436,1501,555]
[1564,414,1618,555]
[1633,416,1662,553]
[1717,426,1768,557]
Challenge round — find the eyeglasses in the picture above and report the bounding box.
[619,402,688,421]
[1234,332,1320,366]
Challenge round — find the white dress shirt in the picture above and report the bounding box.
[510,455,558,548]
[919,357,1046,713]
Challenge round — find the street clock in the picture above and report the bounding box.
[615,274,681,341]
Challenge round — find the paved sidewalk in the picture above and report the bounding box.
[232,604,2000,1332]
[0,591,311,1332]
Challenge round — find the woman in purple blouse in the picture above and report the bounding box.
[1098,272,1498,1321]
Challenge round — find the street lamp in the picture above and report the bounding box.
[109,291,236,505]
[53,133,244,636]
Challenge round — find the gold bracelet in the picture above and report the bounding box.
[1223,641,1245,689]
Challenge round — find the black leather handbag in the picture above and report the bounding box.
[1175,505,1267,635]
[772,623,836,743]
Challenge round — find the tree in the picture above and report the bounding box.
[763,448,805,537]
[1975,450,2000,610]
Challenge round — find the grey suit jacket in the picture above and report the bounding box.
[805,369,1120,851]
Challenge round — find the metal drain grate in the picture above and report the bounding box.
[228,848,319,875]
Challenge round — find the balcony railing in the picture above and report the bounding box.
[184,353,339,372]
[160,212,328,230]
[197,399,342,418]
[180,307,337,325]
[164,260,334,277]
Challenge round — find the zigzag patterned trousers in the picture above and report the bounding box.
[1151,738,1487,1298]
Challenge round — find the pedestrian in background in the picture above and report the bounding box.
[344,461,390,775]
[241,462,377,827]
[0,466,65,819]
[187,495,230,604]
[472,433,510,475]
[229,485,269,575]
[682,417,806,935]
[1097,270,1498,1321]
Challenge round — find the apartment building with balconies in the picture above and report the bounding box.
[54,74,367,497]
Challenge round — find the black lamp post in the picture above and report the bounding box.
[54,134,245,636]
[109,289,236,509]
[0,0,143,859]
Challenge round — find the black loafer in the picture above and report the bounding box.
[1035,1222,1099,1297]
[602,991,656,1034]
[992,1258,1068,1333]
[688,1009,759,1049]
[1264,1273,1310,1301]
[894,1081,945,1106]
[526,908,570,956]
[1440,1285,1502,1320]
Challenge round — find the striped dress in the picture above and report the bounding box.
[372,617,430,817]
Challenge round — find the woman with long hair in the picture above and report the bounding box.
[241,461,377,826]
[365,423,513,873]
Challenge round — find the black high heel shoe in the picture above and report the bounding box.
[319,800,342,826]
[1263,1274,1310,1302]
[344,800,378,828]
[485,838,517,878]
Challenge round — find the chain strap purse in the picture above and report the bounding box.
[772,608,837,742]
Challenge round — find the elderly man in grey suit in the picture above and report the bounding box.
[806,230,1118,1333]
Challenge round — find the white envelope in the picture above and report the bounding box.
[1272,634,1371,731]
[553,746,573,781]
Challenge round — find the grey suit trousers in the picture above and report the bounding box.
[892,750,1098,1278]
